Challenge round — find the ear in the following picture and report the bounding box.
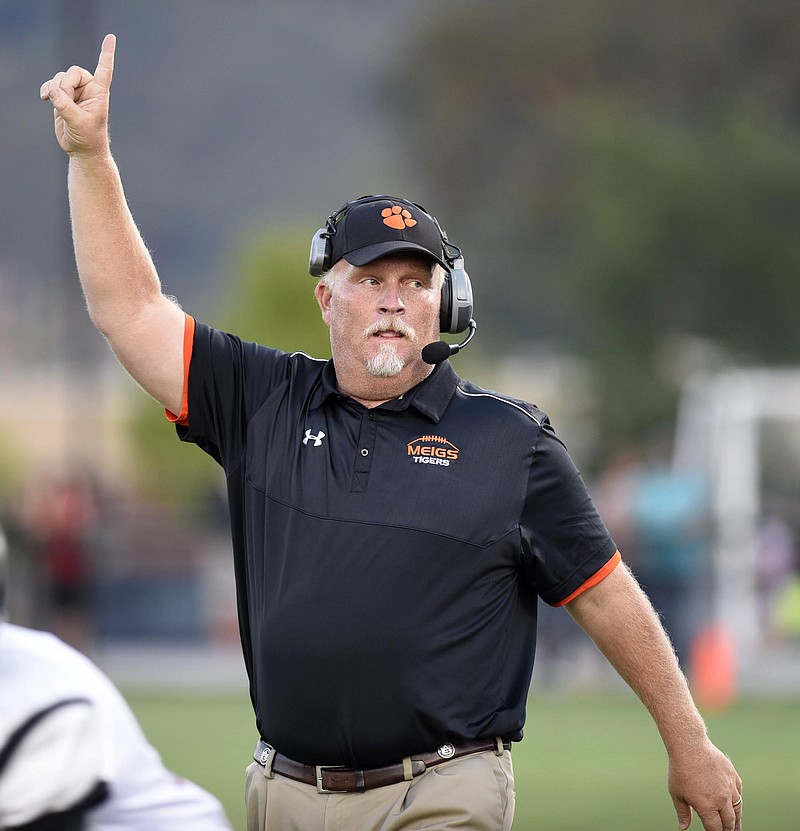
[315,282,332,327]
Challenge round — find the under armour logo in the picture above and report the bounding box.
[303,429,326,447]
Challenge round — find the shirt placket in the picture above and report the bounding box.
[351,411,378,492]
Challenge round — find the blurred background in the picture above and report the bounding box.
[2,1,800,828]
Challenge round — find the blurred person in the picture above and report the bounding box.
[13,473,100,650]
[630,434,711,671]
[755,514,797,641]
[592,444,645,569]
[40,35,743,831]
[0,521,234,831]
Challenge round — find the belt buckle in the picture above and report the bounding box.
[315,764,349,794]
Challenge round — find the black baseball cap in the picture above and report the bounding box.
[329,197,449,270]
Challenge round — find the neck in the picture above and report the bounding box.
[335,363,434,409]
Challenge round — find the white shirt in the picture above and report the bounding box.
[0,624,233,830]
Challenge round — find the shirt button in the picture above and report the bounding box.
[360,448,369,456]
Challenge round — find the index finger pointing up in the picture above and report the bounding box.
[93,33,116,89]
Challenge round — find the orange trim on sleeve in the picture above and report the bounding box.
[552,550,622,607]
[165,313,195,427]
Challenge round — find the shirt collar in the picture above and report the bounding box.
[398,360,458,422]
[312,359,458,423]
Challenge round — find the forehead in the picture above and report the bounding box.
[345,252,435,273]
[334,254,439,287]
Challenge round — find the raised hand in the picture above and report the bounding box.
[39,33,116,158]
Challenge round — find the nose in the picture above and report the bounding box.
[379,284,406,315]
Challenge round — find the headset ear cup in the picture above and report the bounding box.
[308,228,330,277]
[439,272,454,333]
[440,261,473,334]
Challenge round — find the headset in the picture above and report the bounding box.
[309,195,474,335]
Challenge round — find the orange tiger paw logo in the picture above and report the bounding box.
[381,205,417,229]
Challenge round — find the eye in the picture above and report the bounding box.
[362,277,380,286]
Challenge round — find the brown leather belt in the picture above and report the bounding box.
[253,738,510,793]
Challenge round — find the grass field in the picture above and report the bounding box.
[126,688,800,830]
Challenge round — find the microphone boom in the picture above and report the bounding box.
[421,319,477,365]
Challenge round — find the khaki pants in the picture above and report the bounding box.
[245,749,516,831]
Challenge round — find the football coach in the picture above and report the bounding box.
[41,35,743,831]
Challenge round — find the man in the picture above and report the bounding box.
[40,35,743,831]
[0,524,234,830]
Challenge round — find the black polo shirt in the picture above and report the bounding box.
[175,318,618,768]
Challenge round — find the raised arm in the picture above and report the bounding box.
[40,34,185,416]
[566,563,743,831]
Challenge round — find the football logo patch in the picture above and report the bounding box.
[407,435,459,467]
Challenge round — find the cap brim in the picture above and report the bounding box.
[343,241,448,269]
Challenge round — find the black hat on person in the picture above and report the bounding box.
[329,197,449,270]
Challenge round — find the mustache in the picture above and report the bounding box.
[362,317,417,342]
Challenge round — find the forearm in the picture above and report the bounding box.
[566,563,707,755]
[42,37,186,412]
[68,152,165,335]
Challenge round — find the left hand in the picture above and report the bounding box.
[668,737,743,831]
